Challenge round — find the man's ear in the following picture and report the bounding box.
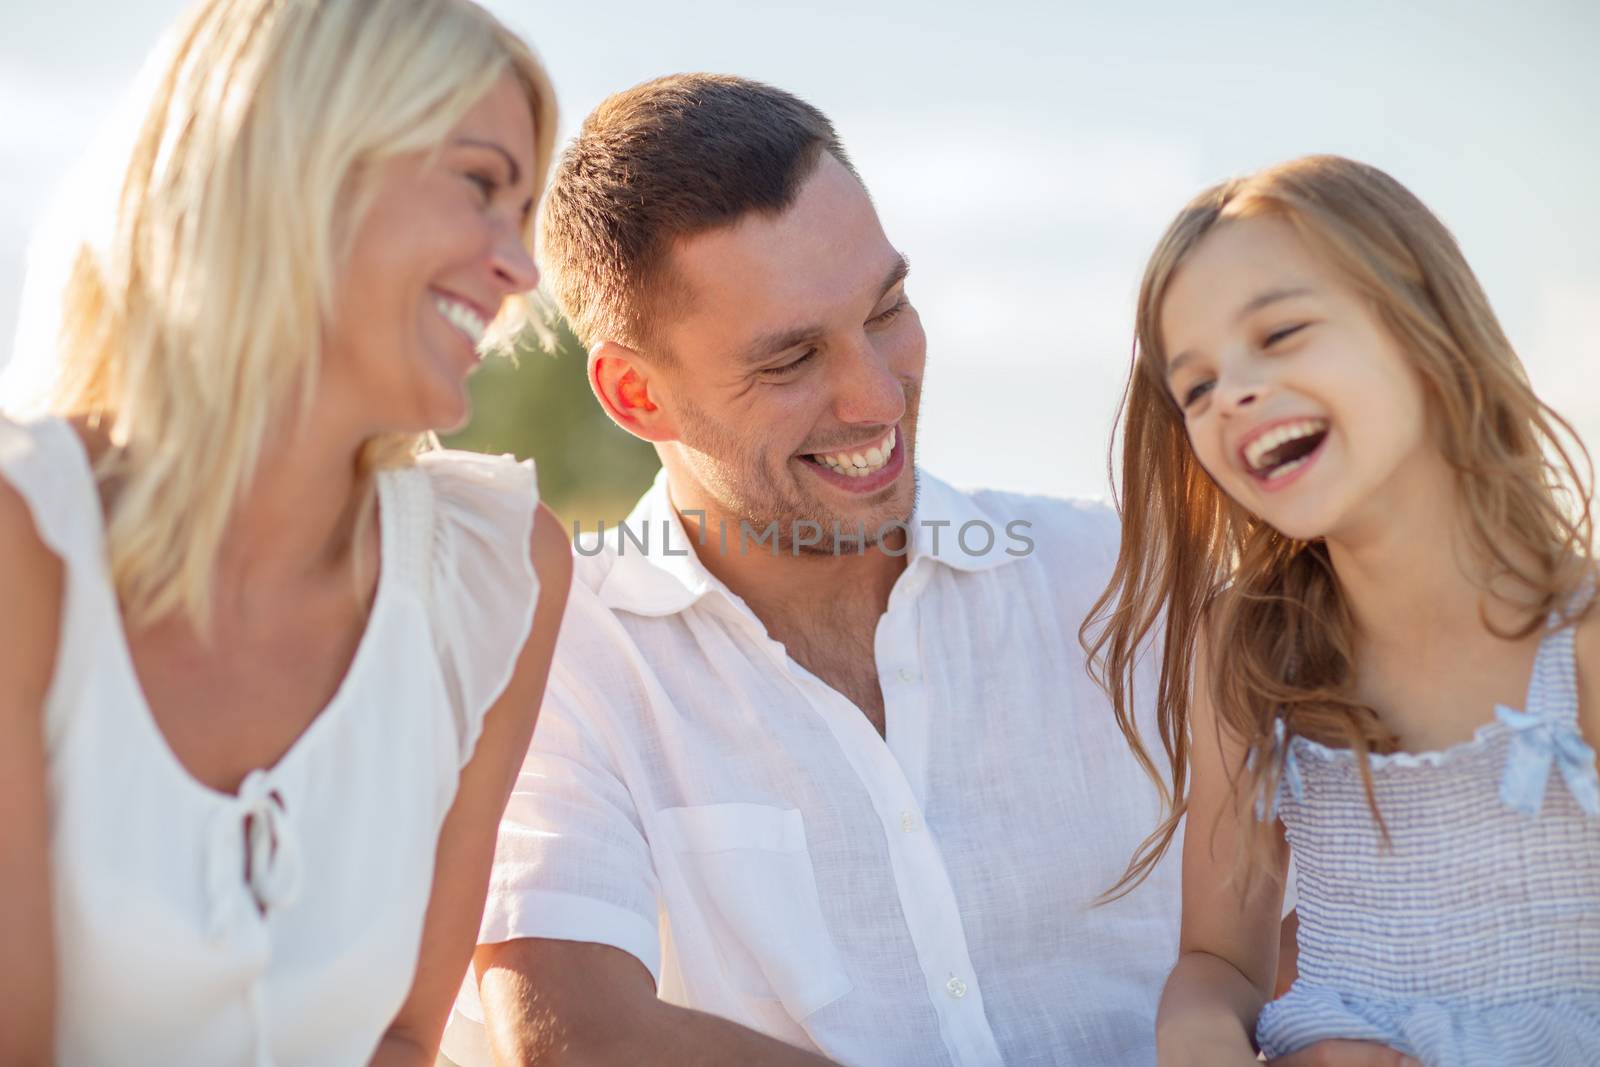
[589,341,680,443]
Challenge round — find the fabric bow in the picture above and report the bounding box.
[205,770,303,944]
[1255,718,1306,821]
[1495,704,1600,818]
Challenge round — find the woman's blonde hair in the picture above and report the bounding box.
[49,0,556,629]
[1082,155,1594,899]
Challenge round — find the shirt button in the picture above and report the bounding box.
[900,811,916,833]
[897,667,919,683]
[946,975,968,999]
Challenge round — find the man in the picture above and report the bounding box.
[441,75,1388,1067]
[435,73,1173,1066]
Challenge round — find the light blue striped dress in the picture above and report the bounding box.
[1255,607,1600,1066]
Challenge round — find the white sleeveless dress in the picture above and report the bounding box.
[0,414,542,1066]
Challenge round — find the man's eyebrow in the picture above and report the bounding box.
[879,254,911,299]
[1164,286,1316,381]
[742,323,823,365]
[454,137,522,187]
[740,255,913,365]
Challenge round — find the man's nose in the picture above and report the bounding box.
[832,337,906,426]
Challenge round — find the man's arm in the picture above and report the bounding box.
[474,939,838,1067]
[456,587,838,1067]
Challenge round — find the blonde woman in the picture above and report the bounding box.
[0,0,570,1063]
[1085,156,1598,1065]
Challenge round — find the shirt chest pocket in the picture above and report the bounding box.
[655,803,853,1020]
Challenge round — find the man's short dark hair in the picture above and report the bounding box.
[538,73,857,358]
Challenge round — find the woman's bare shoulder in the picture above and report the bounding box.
[0,475,64,699]
[0,474,51,561]
[530,501,574,587]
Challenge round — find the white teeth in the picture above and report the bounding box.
[1244,419,1327,473]
[1265,454,1312,481]
[434,295,488,346]
[812,427,897,475]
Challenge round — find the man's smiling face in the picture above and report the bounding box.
[648,153,926,551]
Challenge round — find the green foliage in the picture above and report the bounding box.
[444,316,660,528]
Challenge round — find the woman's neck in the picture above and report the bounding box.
[214,407,370,602]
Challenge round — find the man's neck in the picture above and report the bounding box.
[676,493,909,626]
[688,514,904,734]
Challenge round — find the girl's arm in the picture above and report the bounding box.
[1155,641,1288,1066]
[0,480,64,1064]
[1157,646,1421,1067]
[369,503,573,1066]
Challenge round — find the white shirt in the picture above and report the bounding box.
[445,469,1179,1067]
[0,415,542,1066]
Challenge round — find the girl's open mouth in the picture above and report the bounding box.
[1241,418,1329,486]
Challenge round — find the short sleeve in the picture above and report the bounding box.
[445,594,662,1063]
[417,448,541,769]
[0,415,112,744]
[475,635,662,977]
[0,414,101,569]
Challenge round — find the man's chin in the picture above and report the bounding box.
[798,498,917,556]
[738,459,916,555]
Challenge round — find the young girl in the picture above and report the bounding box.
[0,0,570,1062]
[1085,155,1599,1066]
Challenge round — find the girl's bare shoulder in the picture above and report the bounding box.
[1575,597,1600,744]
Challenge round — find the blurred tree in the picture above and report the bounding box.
[444,313,660,530]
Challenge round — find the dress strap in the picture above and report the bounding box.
[1496,576,1599,817]
[1523,625,1580,726]
[1525,574,1595,727]
[372,464,436,608]
[413,449,541,771]
[1254,718,1305,822]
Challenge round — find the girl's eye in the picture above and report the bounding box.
[1264,323,1309,347]
[1181,379,1215,408]
[869,299,908,326]
[765,348,818,378]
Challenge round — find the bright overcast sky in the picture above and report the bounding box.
[3,0,1596,499]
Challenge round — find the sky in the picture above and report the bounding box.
[2,0,1596,501]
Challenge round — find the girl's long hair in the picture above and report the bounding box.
[46,0,557,630]
[1082,155,1594,898]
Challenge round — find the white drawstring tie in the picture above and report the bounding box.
[203,769,301,1067]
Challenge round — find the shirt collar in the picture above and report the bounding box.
[906,469,1025,574]
[594,466,1022,618]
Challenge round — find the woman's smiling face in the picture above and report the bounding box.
[320,72,540,436]
[1159,214,1440,545]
